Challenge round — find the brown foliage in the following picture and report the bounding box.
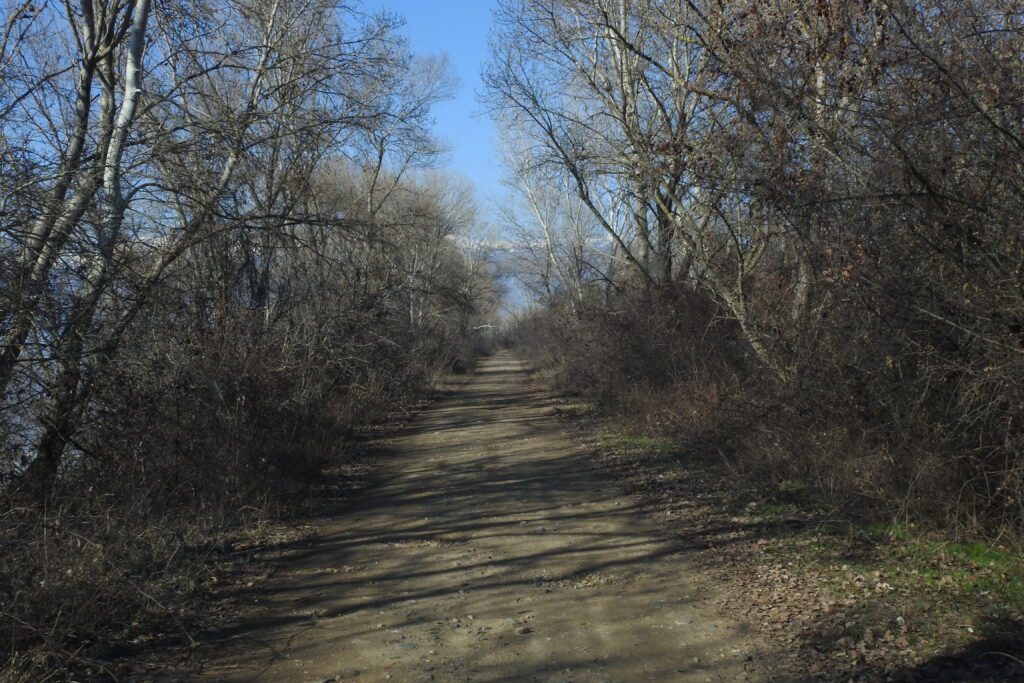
[495,0,1024,538]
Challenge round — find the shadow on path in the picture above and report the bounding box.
[148,352,764,683]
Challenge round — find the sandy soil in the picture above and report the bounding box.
[170,352,764,682]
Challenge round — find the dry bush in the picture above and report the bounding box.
[0,0,498,674]
[499,0,1024,540]
[514,259,1024,534]
[0,279,487,675]
[0,173,494,677]
[513,285,750,439]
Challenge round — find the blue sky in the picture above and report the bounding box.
[370,0,504,210]
[368,0,528,313]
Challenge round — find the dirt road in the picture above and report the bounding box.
[183,352,761,682]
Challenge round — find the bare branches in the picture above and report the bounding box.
[493,0,1024,535]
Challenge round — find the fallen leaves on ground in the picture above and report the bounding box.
[555,404,1024,682]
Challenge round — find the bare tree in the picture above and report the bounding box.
[484,0,808,375]
[497,131,603,310]
[496,0,1024,532]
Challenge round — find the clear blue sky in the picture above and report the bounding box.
[370,0,503,208]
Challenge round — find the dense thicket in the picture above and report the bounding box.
[486,0,1024,535]
[0,0,495,673]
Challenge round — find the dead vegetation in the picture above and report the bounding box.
[486,0,1024,676]
[0,0,497,677]
[558,405,1024,681]
[488,0,1024,538]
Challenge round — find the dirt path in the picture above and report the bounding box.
[180,352,762,682]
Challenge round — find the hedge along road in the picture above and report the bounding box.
[170,351,763,682]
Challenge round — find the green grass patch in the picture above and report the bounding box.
[947,541,1019,568]
[598,433,674,453]
[558,401,597,417]
[753,500,802,519]
[746,518,1024,663]
[800,522,1023,635]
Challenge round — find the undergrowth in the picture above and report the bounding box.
[568,401,1024,679]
